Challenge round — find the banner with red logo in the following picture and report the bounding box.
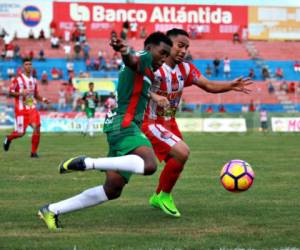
[53,2,248,40]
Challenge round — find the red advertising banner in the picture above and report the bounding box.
[53,2,248,40]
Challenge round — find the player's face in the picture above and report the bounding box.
[23,61,32,74]
[150,42,171,71]
[89,84,94,91]
[170,35,190,63]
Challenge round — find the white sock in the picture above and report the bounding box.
[88,118,94,136]
[84,154,144,174]
[49,185,108,215]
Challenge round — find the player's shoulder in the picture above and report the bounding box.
[135,50,148,56]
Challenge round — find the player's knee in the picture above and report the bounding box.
[144,159,157,175]
[177,145,190,163]
[104,177,126,200]
[104,184,124,200]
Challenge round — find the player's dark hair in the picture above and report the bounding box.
[23,57,32,63]
[144,32,173,48]
[166,28,189,38]
[89,82,94,85]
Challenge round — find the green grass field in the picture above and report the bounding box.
[0,131,299,250]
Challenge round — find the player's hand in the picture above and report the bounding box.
[109,36,128,54]
[42,97,50,104]
[151,93,170,108]
[230,77,253,94]
[20,90,28,97]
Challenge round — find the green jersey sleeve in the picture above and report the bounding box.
[136,51,153,75]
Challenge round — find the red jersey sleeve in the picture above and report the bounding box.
[185,63,201,87]
[9,78,19,94]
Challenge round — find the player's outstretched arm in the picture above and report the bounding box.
[109,36,139,71]
[35,93,50,104]
[193,75,253,94]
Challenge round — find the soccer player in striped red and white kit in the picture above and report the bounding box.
[142,29,253,217]
[3,58,49,157]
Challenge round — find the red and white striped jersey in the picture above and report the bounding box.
[145,62,201,121]
[9,73,39,113]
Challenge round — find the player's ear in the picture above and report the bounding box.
[145,44,152,51]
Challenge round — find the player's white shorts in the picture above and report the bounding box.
[142,121,183,162]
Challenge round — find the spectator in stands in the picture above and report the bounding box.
[51,67,60,80]
[64,30,71,42]
[50,20,57,36]
[275,67,284,79]
[72,87,81,111]
[41,71,48,85]
[7,67,15,78]
[13,44,21,60]
[66,60,74,74]
[130,22,138,39]
[259,108,268,132]
[29,50,34,60]
[205,64,212,77]
[280,80,288,93]
[297,82,300,94]
[249,100,256,112]
[28,29,35,39]
[189,25,197,39]
[248,68,255,79]
[288,82,295,93]
[218,104,226,113]
[94,58,100,70]
[74,42,81,59]
[83,42,90,60]
[38,49,45,61]
[63,42,71,60]
[86,58,92,71]
[294,61,300,72]
[233,32,240,44]
[262,67,270,80]
[38,29,46,40]
[241,104,248,113]
[140,26,147,39]
[213,57,220,76]
[5,43,14,59]
[223,57,231,78]
[79,31,86,44]
[32,67,37,78]
[268,81,275,94]
[51,36,60,48]
[0,28,8,38]
[3,33,12,49]
[205,105,213,113]
[1,48,6,60]
[72,27,80,42]
[241,25,248,42]
[58,86,67,111]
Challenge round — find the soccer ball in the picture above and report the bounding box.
[220,160,255,192]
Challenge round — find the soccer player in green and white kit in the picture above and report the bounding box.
[38,32,172,230]
[81,82,99,136]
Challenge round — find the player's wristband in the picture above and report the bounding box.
[121,46,130,56]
